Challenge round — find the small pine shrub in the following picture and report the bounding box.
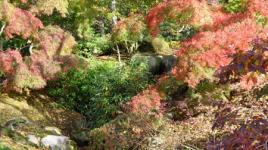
[47,58,154,129]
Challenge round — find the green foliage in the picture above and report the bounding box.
[159,22,197,41]
[220,0,248,13]
[111,14,148,54]
[158,76,186,101]
[0,22,28,52]
[255,13,268,27]
[186,80,231,105]
[47,58,154,129]
[151,37,172,55]
[0,143,10,150]
[116,0,161,16]
[1,36,28,52]
[75,28,112,57]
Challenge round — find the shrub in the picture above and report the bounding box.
[0,1,82,93]
[76,34,112,57]
[159,21,197,41]
[151,37,172,55]
[111,14,148,54]
[0,144,10,150]
[220,0,248,13]
[169,0,268,90]
[146,0,193,37]
[47,58,154,129]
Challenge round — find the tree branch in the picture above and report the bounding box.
[0,23,6,36]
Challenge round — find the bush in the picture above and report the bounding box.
[151,37,172,55]
[159,21,197,41]
[0,144,10,150]
[220,0,248,13]
[76,34,112,57]
[111,14,148,54]
[47,58,154,129]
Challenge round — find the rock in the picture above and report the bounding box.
[0,94,83,149]
[150,137,165,147]
[131,53,177,75]
[161,55,177,73]
[27,134,40,146]
[45,126,62,135]
[41,135,74,150]
[148,55,163,75]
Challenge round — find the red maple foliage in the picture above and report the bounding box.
[164,0,268,89]
[0,1,82,93]
[126,87,162,114]
[0,1,43,39]
[146,0,193,36]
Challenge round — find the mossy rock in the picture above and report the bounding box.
[0,93,85,149]
[131,53,177,75]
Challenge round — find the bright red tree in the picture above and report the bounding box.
[146,0,268,90]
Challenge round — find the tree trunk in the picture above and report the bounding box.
[111,0,117,26]
[0,23,6,50]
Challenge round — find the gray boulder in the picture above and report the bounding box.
[131,53,177,75]
[27,134,40,146]
[41,135,74,150]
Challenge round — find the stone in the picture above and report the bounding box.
[161,55,177,73]
[27,134,40,146]
[41,135,74,150]
[131,53,177,75]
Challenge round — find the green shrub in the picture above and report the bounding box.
[47,58,154,129]
[76,35,112,57]
[75,27,112,57]
[151,37,172,55]
[0,143,10,150]
[255,13,268,27]
[159,21,197,41]
[220,0,248,13]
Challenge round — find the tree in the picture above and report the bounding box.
[146,0,268,90]
[0,0,83,93]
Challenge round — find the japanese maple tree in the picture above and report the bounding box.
[0,0,82,93]
[146,0,268,90]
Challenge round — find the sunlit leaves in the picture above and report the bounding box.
[30,0,69,17]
